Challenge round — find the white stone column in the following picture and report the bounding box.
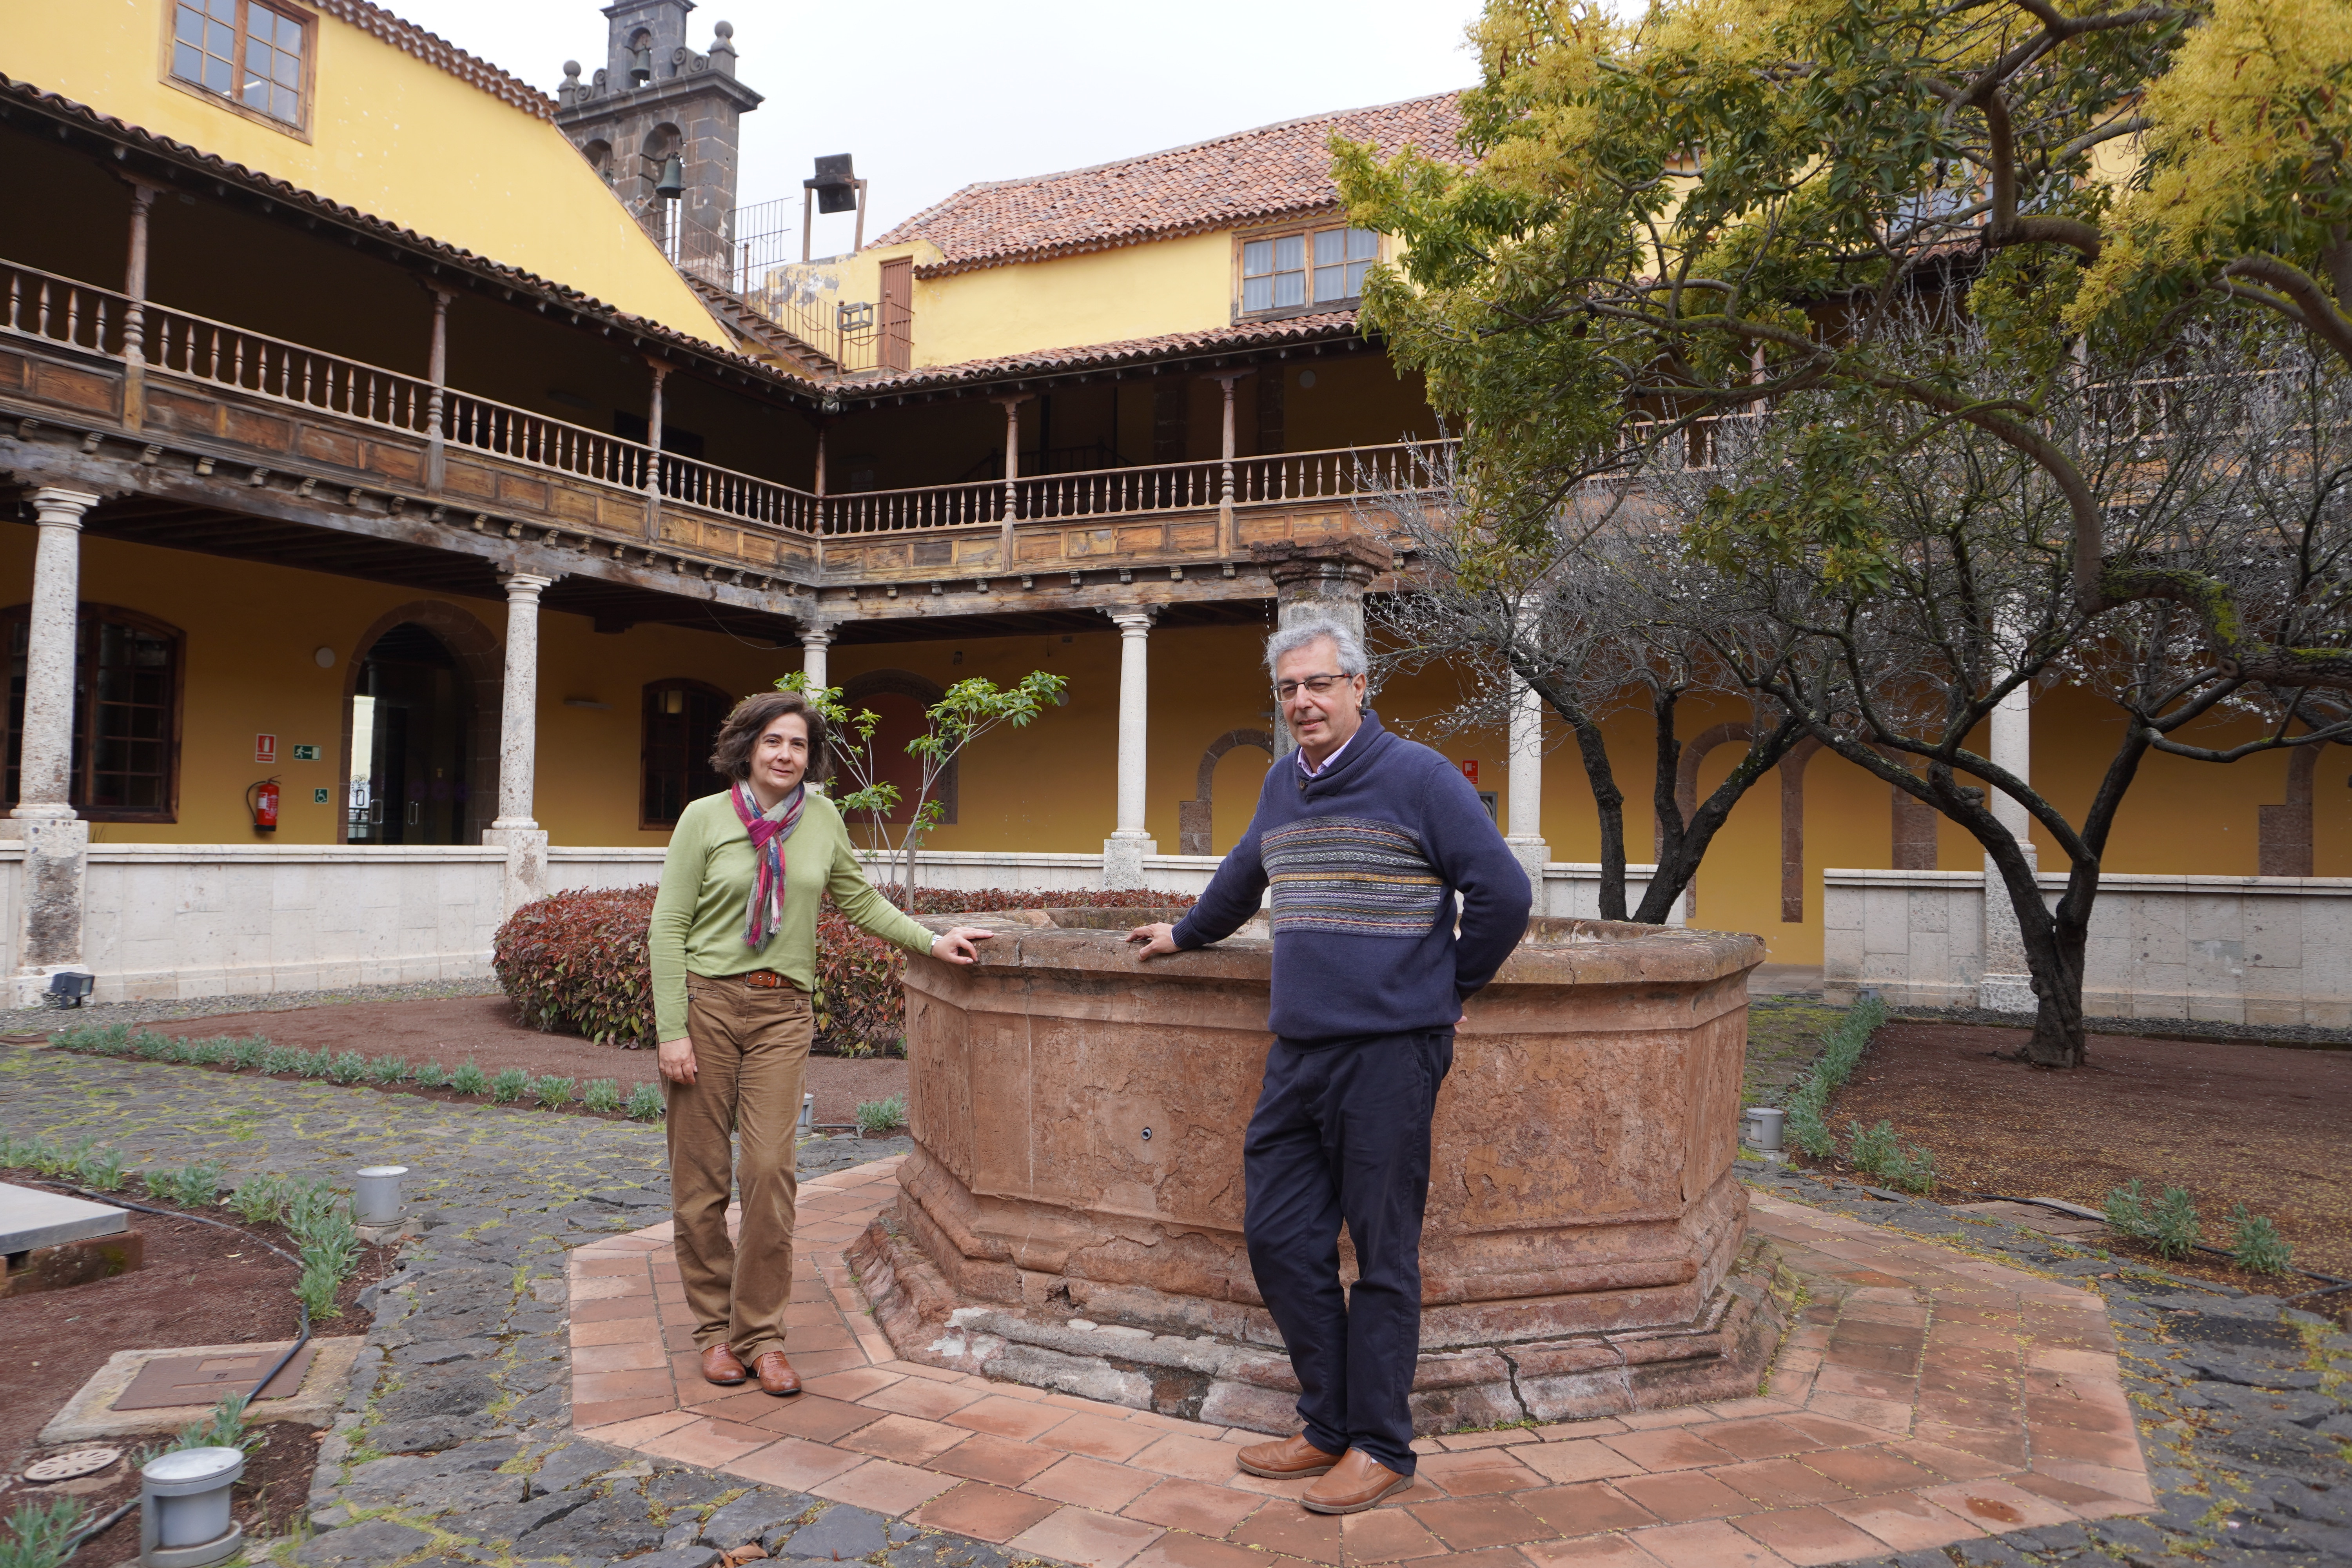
[1979,674,2037,1012]
[800,624,831,693]
[1504,660,1549,894]
[1102,606,1158,887]
[9,488,99,1006]
[484,570,555,915]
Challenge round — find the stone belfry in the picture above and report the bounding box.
[556,1,762,281]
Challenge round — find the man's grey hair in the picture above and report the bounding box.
[1265,615,1368,679]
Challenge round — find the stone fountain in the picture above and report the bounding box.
[848,909,1793,1434]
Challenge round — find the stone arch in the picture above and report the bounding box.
[840,669,954,825]
[336,600,502,845]
[1178,729,1274,855]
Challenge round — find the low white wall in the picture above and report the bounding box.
[546,847,666,893]
[1823,867,2352,1028]
[0,844,512,1005]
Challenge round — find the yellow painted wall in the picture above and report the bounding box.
[0,530,795,846]
[2,0,731,346]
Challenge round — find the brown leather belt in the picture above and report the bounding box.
[739,969,802,990]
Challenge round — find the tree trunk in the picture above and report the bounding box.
[1526,670,1630,920]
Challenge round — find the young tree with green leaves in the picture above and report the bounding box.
[780,669,1067,899]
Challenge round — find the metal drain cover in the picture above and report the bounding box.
[24,1446,122,1482]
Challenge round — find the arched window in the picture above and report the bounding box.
[642,679,730,828]
[2,604,185,822]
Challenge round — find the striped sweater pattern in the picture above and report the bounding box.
[1263,815,1447,937]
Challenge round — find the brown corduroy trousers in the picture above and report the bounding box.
[666,973,813,1363]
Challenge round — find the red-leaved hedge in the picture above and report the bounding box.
[492,884,1198,1055]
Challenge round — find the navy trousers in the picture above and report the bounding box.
[1242,1029,1453,1476]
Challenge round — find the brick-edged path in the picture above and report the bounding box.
[570,1163,2154,1568]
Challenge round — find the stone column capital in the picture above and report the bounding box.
[1103,605,1157,633]
[1205,368,1257,387]
[989,392,1035,410]
[498,570,558,600]
[799,623,834,648]
[1249,534,1393,590]
[29,488,100,527]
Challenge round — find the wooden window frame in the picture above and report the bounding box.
[640,678,731,830]
[160,0,319,142]
[1233,215,1385,324]
[1,603,187,825]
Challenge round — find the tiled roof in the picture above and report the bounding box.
[873,93,1466,276]
[847,312,1367,396]
[315,0,558,121]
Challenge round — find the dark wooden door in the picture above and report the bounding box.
[878,256,913,372]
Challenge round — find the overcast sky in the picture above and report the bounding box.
[387,0,1486,247]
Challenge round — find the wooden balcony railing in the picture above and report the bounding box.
[1,256,1453,556]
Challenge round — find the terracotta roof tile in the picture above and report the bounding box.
[852,312,1366,394]
[874,93,1465,276]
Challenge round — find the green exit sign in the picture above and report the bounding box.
[291,744,320,761]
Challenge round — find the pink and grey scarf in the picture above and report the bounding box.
[731,780,804,948]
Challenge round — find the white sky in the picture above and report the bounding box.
[386,0,1486,246]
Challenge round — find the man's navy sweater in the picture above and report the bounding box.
[1171,710,1534,1042]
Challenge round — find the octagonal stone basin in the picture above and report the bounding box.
[848,909,1791,1433]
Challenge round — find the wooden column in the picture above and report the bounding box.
[424,287,454,492]
[120,180,161,431]
[993,394,1030,569]
[644,360,670,540]
[1211,370,1253,557]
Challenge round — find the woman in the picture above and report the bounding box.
[650,688,991,1396]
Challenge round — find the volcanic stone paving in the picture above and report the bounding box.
[3,1047,2346,1568]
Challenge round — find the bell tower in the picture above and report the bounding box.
[556,1,762,285]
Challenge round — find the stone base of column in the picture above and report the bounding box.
[1505,837,1550,904]
[9,813,90,1009]
[483,825,550,918]
[1101,833,1158,891]
[1979,842,2039,1013]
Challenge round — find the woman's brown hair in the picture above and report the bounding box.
[709,690,829,784]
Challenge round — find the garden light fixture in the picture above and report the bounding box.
[352,1165,408,1225]
[139,1445,244,1568]
[801,1093,814,1132]
[1742,1107,1785,1153]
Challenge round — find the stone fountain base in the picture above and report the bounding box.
[848,1202,1798,1435]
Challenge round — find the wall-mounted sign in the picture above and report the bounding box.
[255,734,277,765]
[312,788,331,805]
[292,744,320,761]
[1459,759,1479,786]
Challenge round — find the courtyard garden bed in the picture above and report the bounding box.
[1802,1018,2352,1298]
[0,1167,397,1566]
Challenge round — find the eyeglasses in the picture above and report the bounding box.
[1274,673,1352,702]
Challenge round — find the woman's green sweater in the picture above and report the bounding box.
[648,787,935,1041]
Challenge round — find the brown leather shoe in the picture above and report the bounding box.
[752,1350,801,1396]
[1301,1450,1410,1514]
[1235,1433,1341,1480]
[698,1344,748,1386]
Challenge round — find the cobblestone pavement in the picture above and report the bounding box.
[3,1048,2344,1568]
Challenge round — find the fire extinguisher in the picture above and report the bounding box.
[247,777,281,833]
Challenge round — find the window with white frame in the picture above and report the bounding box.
[1240,225,1381,316]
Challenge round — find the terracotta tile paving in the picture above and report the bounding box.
[570,1168,2152,1566]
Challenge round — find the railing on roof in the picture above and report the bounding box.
[662,203,893,375]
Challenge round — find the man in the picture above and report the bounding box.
[1128,615,1532,1514]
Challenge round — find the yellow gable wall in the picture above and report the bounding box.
[3,0,732,347]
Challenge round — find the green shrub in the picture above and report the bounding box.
[492,884,1197,1056]
[148,1161,223,1209]
[2103,1179,2151,1239]
[1776,997,1887,1159]
[451,1062,489,1096]
[412,1061,452,1089]
[532,1074,576,1110]
[229,1036,269,1071]
[181,1036,227,1066]
[582,1079,622,1112]
[2229,1204,2294,1275]
[295,1255,344,1319]
[230,1174,290,1226]
[855,1094,908,1137]
[325,1051,368,1085]
[71,1143,128,1192]
[1,1496,84,1568]
[158,1393,260,1456]
[2150,1186,2202,1260]
[295,1048,336,1078]
[136,1030,178,1062]
[490,1067,530,1104]
[625,1082,664,1121]
[364,1054,410,1086]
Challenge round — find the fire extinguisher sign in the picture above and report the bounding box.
[1459,759,1479,786]
[255,733,278,765]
